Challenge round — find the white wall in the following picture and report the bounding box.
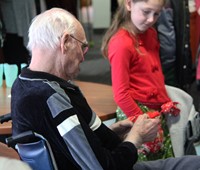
[92,0,111,29]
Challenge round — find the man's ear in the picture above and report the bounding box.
[60,32,70,54]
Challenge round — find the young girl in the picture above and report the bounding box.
[101,0,180,161]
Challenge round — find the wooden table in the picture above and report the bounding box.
[0,80,117,135]
[0,81,11,135]
[0,142,20,159]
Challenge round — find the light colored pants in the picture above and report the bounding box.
[133,156,200,170]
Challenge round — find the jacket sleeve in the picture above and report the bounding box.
[49,89,138,170]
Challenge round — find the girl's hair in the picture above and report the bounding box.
[101,0,165,58]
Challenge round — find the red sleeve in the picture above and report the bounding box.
[108,31,143,118]
[196,0,200,9]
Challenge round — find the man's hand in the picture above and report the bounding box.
[109,119,133,140]
[124,114,160,148]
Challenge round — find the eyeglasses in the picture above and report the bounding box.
[70,35,89,55]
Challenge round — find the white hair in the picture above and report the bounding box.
[27,8,77,52]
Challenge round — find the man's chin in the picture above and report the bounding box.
[70,71,79,80]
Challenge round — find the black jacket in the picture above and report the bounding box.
[156,0,194,90]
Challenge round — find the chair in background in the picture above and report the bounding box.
[0,113,20,160]
[165,85,200,156]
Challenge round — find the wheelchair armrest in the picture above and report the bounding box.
[6,130,58,170]
[0,113,11,124]
[6,131,37,147]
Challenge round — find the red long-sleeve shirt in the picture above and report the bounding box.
[196,0,200,9]
[108,28,171,118]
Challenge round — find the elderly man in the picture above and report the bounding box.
[11,8,200,170]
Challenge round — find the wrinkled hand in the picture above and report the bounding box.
[124,114,160,148]
[109,119,133,140]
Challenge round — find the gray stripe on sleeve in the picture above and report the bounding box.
[47,93,72,118]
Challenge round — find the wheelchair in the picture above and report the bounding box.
[0,113,58,170]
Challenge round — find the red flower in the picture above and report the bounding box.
[160,101,180,116]
[147,111,160,118]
